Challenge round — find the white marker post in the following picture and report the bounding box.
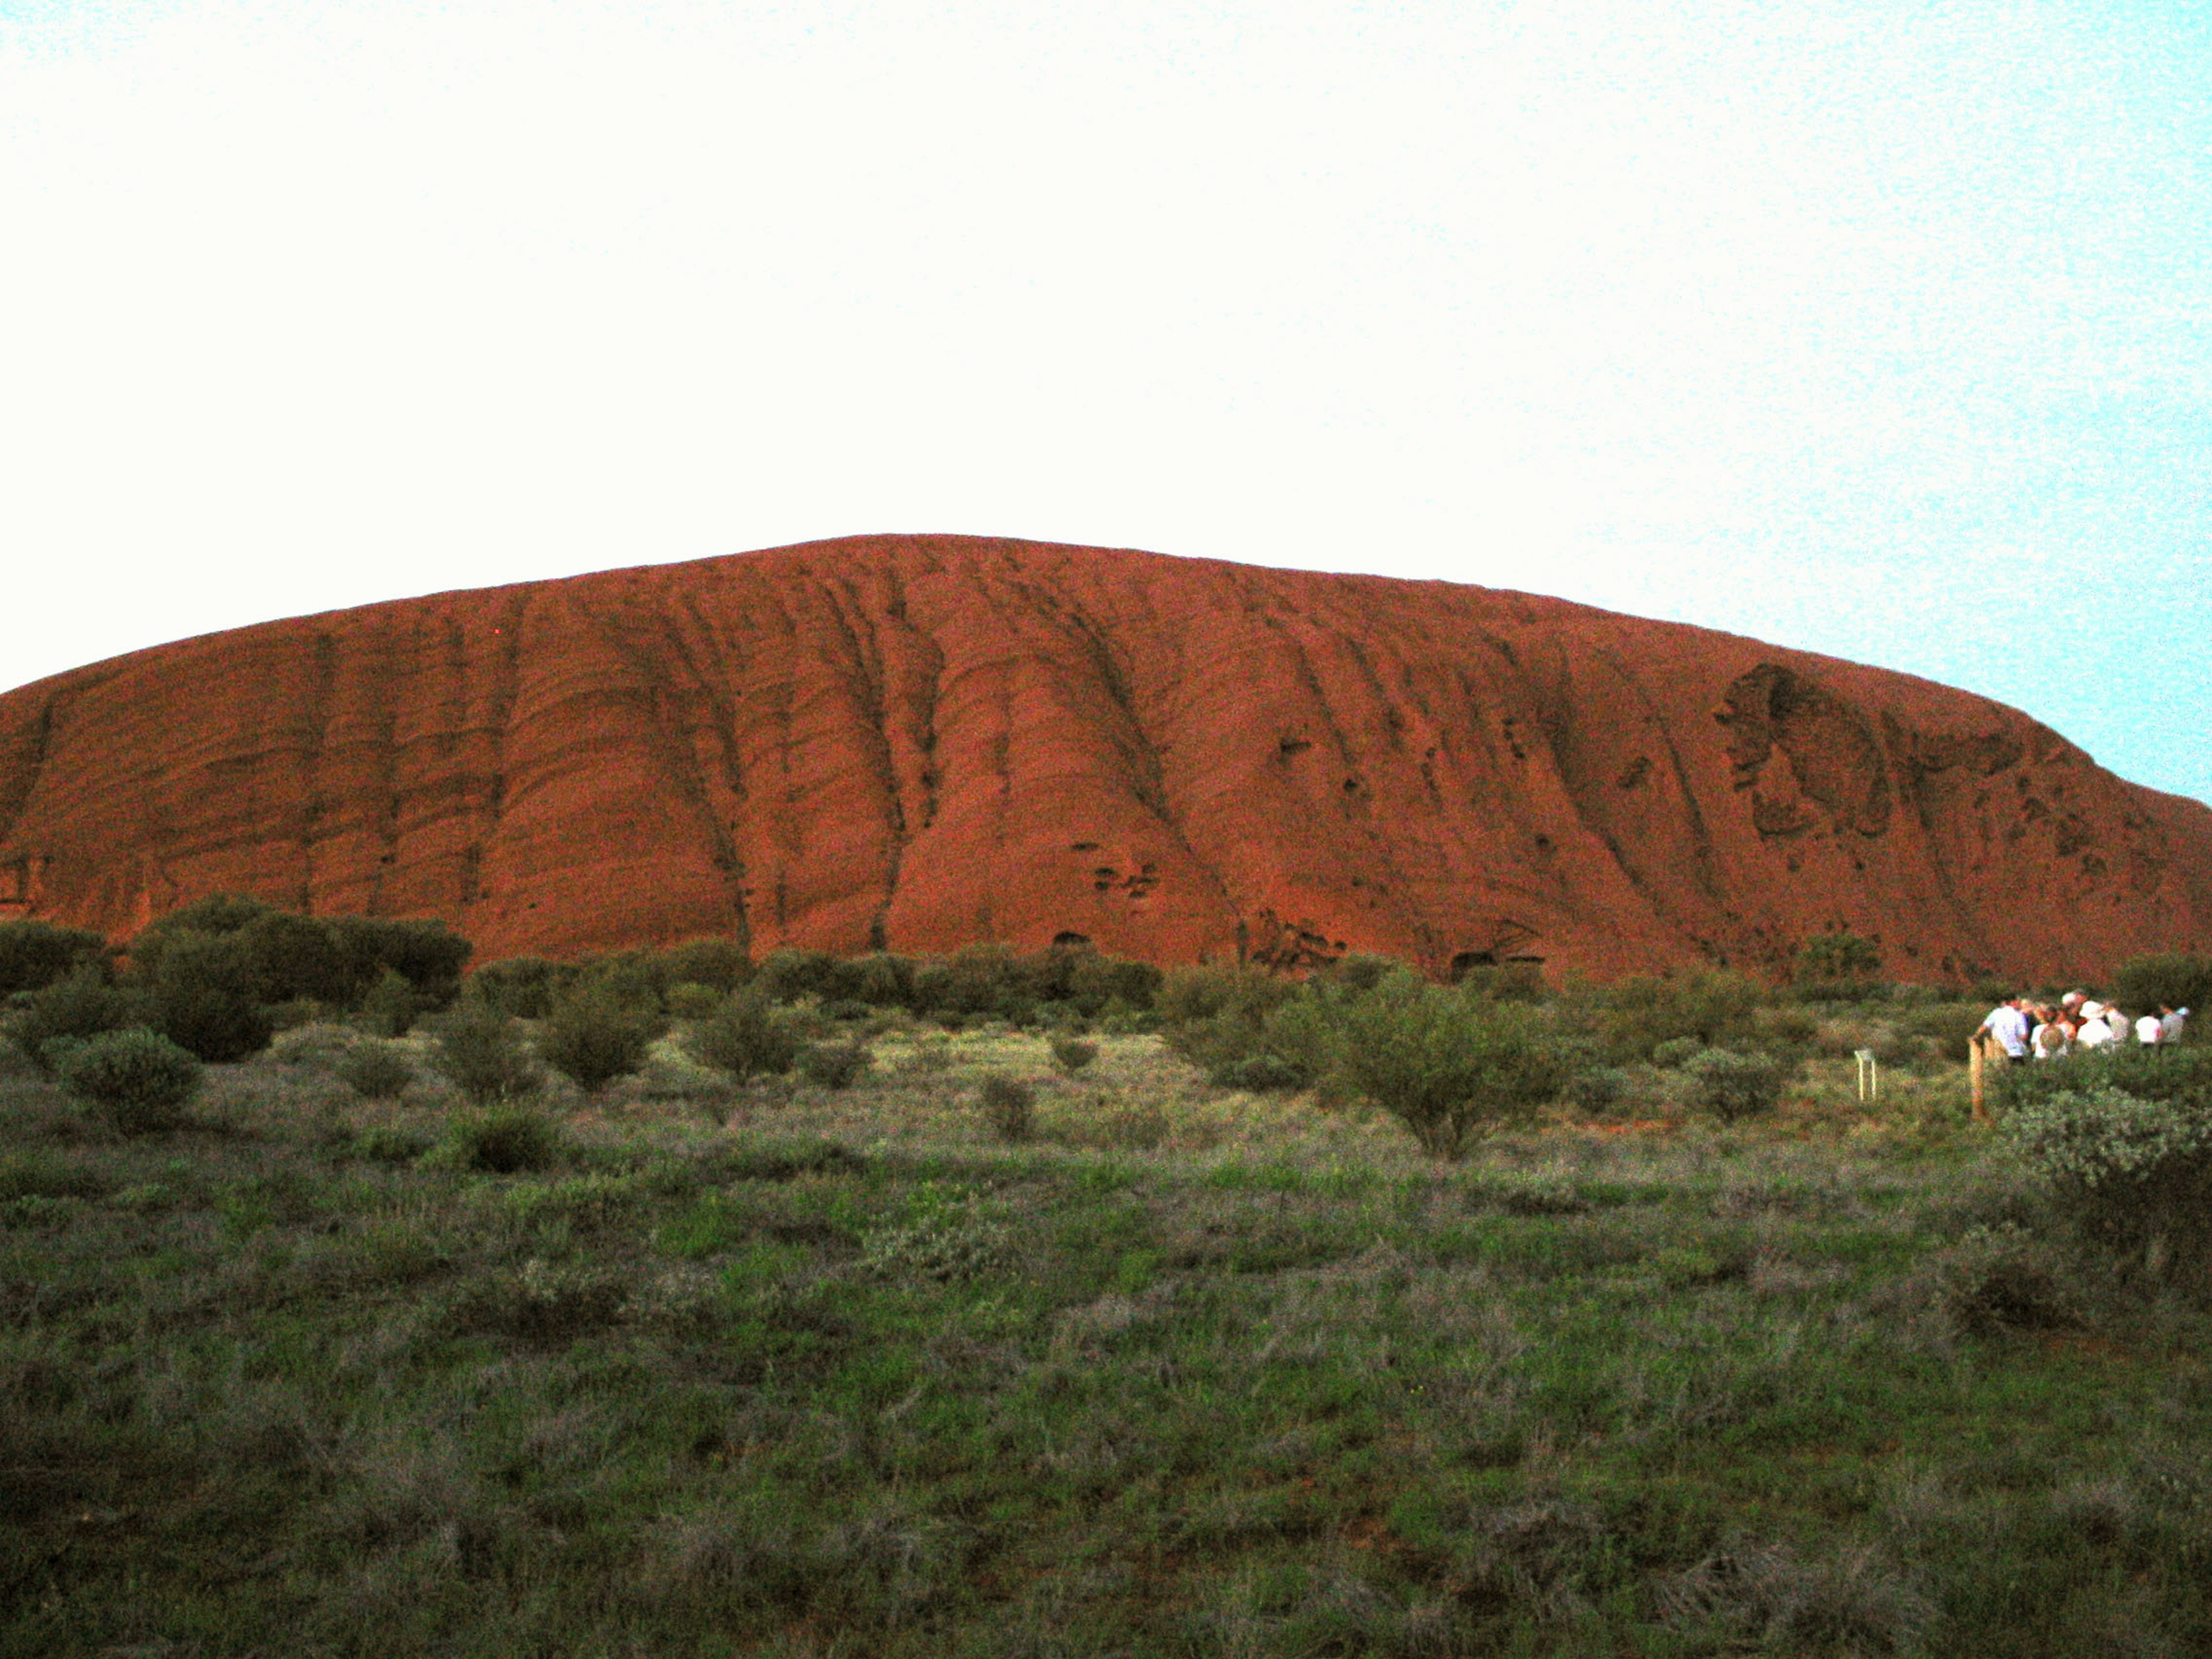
[1855,1048,1879,1105]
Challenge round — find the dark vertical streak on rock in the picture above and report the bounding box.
[577,593,749,938]
[363,616,403,914]
[297,632,338,911]
[671,589,753,956]
[824,573,908,950]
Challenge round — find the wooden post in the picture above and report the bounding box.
[1968,1033,1990,1125]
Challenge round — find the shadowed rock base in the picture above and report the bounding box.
[2,535,2207,981]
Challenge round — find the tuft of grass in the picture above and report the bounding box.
[419,1104,566,1173]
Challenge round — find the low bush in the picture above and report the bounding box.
[977,1074,1034,1142]
[427,1003,544,1104]
[2002,1084,2212,1283]
[334,1039,415,1100]
[0,921,109,998]
[665,982,724,1020]
[798,1041,870,1090]
[1565,1066,1631,1116]
[1681,1048,1786,1122]
[353,967,424,1037]
[422,1105,566,1174]
[1565,969,1771,1066]
[539,986,661,1093]
[51,1028,202,1133]
[1049,1036,1099,1075]
[14,969,152,1070]
[684,991,799,1081]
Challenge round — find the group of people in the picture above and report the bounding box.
[1975,990,2190,1063]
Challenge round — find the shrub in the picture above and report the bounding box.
[1067,953,1161,1015]
[2112,952,2212,1035]
[423,1104,566,1173]
[1157,964,1300,1078]
[977,1074,1035,1142]
[685,991,799,1081]
[753,948,852,1005]
[1650,1036,1703,1070]
[798,1041,870,1090]
[2002,1085,2212,1281]
[1564,1066,1630,1116]
[427,1003,544,1104]
[354,968,424,1037]
[334,1039,415,1100]
[14,968,151,1068]
[0,921,109,998]
[654,938,752,995]
[466,956,575,1020]
[1994,1043,2212,1118]
[665,982,723,1020]
[1568,969,1770,1065]
[1681,1048,1786,1121]
[140,930,272,1060]
[1050,1036,1099,1075]
[1794,930,1882,991]
[51,1028,202,1133]
[1336,971,1563,1158]
[539,986,660,1093]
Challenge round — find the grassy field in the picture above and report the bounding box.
[4,1024,2209,1657]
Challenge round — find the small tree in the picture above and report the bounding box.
[429,1003,544,1104]
[52,1028,202,1134]
[539,986,659,1093]
[684,991,798,1081]
[1049,1036,1099,1075]
[1336,971,1562,1158]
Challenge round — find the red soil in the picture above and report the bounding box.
[2,535,2207,981]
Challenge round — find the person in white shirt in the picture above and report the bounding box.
[1976,997,2032,1060]
[2137,1012,2165,1046]
[2077,1001,2116,1048]
[2160,1005,2190,1045]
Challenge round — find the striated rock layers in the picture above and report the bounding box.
[2,534,2209,982]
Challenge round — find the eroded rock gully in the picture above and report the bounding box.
[3,535,2207,982]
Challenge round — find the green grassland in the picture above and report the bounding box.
[4,1024,2210,1657]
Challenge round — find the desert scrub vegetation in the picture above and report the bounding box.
[5,919,2211,1653]
[3,992,2212,1658]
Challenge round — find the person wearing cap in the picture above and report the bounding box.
[2077,1000,2117,1048]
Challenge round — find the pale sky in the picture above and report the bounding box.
[3,0,2207,804]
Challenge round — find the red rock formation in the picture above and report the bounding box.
[3,534,2207,982]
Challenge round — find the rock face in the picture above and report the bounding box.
[3,534,2208,982]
